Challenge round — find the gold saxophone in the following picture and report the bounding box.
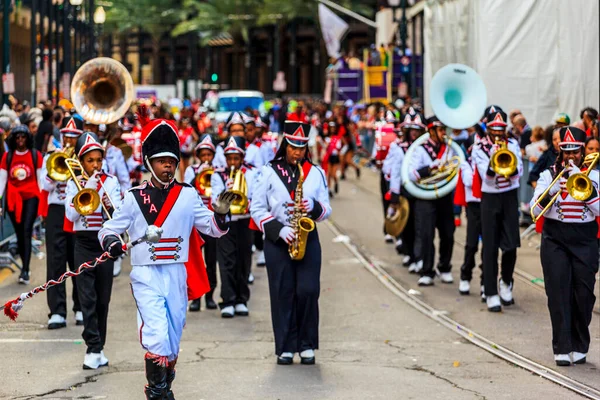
[288,164,316,260]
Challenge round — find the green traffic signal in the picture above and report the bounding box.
[211,73,218,82]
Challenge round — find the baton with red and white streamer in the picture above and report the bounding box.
[1,226,163,321]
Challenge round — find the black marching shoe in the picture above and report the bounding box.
[334,182,339,194]
[277,352,294,365]
[18,271,30,285]
[554,354,571,367]
[300,350,316,365]
[188,299,201,312]
[205,295,217,310]
[165,358,177,400]
[144,357,168,400]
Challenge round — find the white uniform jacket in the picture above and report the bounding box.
[213,144,227,169]
[389,141,409,197]
[65,173,122,232]
[250,159,332,243]
[459,159,480,204]
[98,180,228,266]
[260,135,278,163]
[210,164,257,221]
[245,142,265,168]
[382,139,402,180]
[40,152,68,205]
[472,137,523,194]
[408,138,458,183]
[530,168,599,223]
[104,144,131,191]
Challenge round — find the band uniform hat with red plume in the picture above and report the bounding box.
[401,111,427,130]
[61,116,84,138]
[242,113,256,125]
[486,110,508,131]
[482,105,503,122]
[558,126,586,151]
[426,115,446,130]
[118,117,134,132]
[195,134,216,154]
[224,136,246,155]
[226,112,246,131]
[75,132,104,158]
[255,117,267,129]
[385,110,397,123]
[283,121,311,147]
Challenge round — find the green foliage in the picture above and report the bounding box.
[104,0,185,39]
[257,0,374,26]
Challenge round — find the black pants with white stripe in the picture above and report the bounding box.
[460,202,483,283]
[46,204,80,318]
[264,230,321,356]
[481,189,520,297]
[414,194,455,278]
[217,218,252,308]
[541,219,598,355]
[74,232,114,354]
[200,233,217,298]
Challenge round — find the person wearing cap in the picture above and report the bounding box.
[41,116,84,329]
[210,136,257,318]
[530,126,599,366]
[184,134,219,312]
[554,113,570,129]
[405,116,456,286]
[0,125,43,285]
[98,115,235,399]
[250,121,331,366]
[322,121,343,197]
[472,109,523,312]
[64,132,122,370]
[389,110,426,271]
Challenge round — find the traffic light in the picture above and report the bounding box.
[211,73,218,83]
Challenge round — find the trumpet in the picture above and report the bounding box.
[490,138,517,178]
[225,166,248,215]
[195,166,213,198]
[530,152,599,222]
[46,146,75,182]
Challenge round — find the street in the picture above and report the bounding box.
[0,168,598,399]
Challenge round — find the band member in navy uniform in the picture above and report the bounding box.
[65,132,122,370]
[42,117,83,329]
[98,115,234,399]
[531,127,599,366]
[406,116,455,286]
[472,110,523,312]
[211,136,257,318]
[185,134,219,312]
[251,121,331,366]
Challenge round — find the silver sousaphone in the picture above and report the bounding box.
[401,64,486,200]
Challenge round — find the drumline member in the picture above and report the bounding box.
[472,110,523,312]
[530,127,599,366]
[250,121,331,365]
[211,136,257,318]
[42,117,84,329]
[406,116,455,286]
[185,135,219,312]
[65,132,122,369]
[0,125,44,285]
[98,116,234,399]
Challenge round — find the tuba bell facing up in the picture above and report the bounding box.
[71,57,134,125]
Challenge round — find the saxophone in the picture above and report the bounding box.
[288,164,316,260]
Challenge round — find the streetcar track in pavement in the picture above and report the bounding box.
[325,219,600,400]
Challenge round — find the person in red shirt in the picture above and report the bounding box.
[0,125,43,284]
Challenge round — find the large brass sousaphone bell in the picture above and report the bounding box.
[384,197,410,238]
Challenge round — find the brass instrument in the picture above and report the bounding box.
[71,57,134,125]
[46,146,75,182]
[384,196,410,237]
[530,152,599,222]
[289,164,316,261]
[110,138,133,160]
[225,166,248,215]
[63,158,102,216]
[418,137,462,185]
[195,166,214,198]
[490,138,517,178]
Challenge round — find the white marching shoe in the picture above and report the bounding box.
[83,353,103,370]
[408,260,423,274]
[554,354,571,366]
[99,351,109,367]
[234,303,249,316]
[248,272,255,284]
[486,295,502,312]
[459,280,470,295]
[47,314,66,330]
[417,276,434,286]
[113,256,122,277]
[480,286,486,303]
[384,234,394,243]
[499,279,514,305]
[572,352,587,365]
[221,306,235,319]
[75,311,84,326]
[256,250,266,266]
[439,272,454,284]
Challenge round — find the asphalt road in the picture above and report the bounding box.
[0,169,596,399]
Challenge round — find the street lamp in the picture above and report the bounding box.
[93,6,106,24]
[70,0,84,6]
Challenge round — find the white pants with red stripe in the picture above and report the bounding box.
[130,263,188,361]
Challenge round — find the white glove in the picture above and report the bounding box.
[302,198,314,213]
[548,177,566,196]
[566,162,581,175]
[279,226,295,244]
[85,173,98,189]
[213,192,237,214]
[225,179,234,190]
[387,206,396,218]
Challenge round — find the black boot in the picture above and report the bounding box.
[205,294,217,310]
[166,358,177,400]
[188,299,201,312]
[144,357,168,399]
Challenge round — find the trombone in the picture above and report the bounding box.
[63,159,117,219]
[530,152,599,222]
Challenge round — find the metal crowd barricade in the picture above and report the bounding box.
[0,218,44,273]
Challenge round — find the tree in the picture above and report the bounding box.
[105,0,185,84]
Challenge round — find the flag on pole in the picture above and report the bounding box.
[318,4,349,59]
